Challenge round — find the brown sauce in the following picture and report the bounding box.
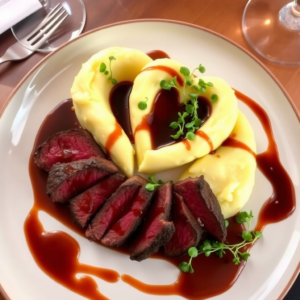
[196,130,214,152]
[134,90,211,150]
[105,120,123,158]
[141,65,185,86]
[222,137,256,159]
[26,77,296,298]
[109,81,134,143]
[233,89,295,230]
[146,50,170,60]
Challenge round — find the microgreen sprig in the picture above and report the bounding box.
[159,64,218,141]
[170,112,189,139]
[145,174,172,191]
[179,211,262,274]
[160,76,180,92]
[99,56,117,85]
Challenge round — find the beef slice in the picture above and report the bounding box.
[69,173,126,228]
[101,186,155,247]
[174,175,227,242]
[164,192,204,257]
[85,176,146,241]
[46,157,119,203]
[129,183,175,261]
[34,128,105,171]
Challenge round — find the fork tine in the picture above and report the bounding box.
[29,9,68,44]
[31,13,69,49]
[21,3,63,42]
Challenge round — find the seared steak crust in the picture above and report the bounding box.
[34,128,105,171]
[174,175,227,242]
[46,157,119,203]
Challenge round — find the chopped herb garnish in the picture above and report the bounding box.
[179,211,262,274]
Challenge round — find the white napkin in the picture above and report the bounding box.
[0,0,42,34]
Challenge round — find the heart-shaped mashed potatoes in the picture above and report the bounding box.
[71,47,152,177]
[130,58,238,173]
[179,111,257,218]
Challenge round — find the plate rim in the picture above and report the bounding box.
[1,18,299,300]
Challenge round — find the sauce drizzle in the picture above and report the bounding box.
[141,65,184,86]
[222,137,256,159]
[234,89,296,230]
[105,120,123,158]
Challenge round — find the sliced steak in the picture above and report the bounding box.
[164,192,204,257]
[101,186,154,247]
[129,183,175,261]
[46,157,119,203]
[174,175,227,242]
[34,128,105,171]
[85,176,146,241]
[69,173,126,228]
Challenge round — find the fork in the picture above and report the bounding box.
[0,3,68,65]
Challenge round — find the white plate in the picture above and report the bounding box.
[0,20,300,300]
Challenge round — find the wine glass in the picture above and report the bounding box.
[11,0,86,53]
[242,0,300,65]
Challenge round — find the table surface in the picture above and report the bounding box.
[0,0,299,299]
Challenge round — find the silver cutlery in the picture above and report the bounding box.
[0,3,68,64]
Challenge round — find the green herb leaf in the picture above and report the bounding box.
[185,104,194,114]
[242,231,253,242]
[194,118,202,126]
[179,262,191,273]
[145,183,155,191]
[170,122,179,129]
[171,131,182,139]
[111,78,117,85]
[188,247,198,258]
[138,101,147,110]
[211,94,218,102]
[240,252,250,261]
[180,66,190,77]
[225,220,229,228]
[186,132,196,140]
[254,231,263,238]
[145,174,171,191]
[198,64,206,73]
[99,63,106,73]
[138,97,148,110]
[185,121,195,129]
[233,257,241,265]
